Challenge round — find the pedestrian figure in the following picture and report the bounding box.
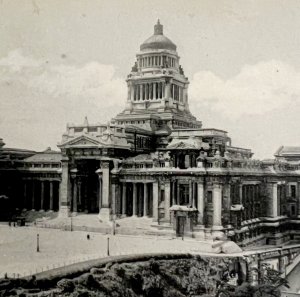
[87,234,90,240]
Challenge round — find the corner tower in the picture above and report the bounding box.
[114,20,202,131]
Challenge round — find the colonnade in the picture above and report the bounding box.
[133,82,164,101]
[118,182,153,218]
[22,179,59,211]
[138,55,176,68]
[132,82,184,102]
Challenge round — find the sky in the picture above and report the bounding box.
[1,0,300,159]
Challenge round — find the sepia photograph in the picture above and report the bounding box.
[1,0,300,296]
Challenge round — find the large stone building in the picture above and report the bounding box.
[2,21,300,246]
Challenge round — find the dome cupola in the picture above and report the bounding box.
[140,20,177,52]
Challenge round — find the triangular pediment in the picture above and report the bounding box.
[59,135,103,148]
[167,141,196,150]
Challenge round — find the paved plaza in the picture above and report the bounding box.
[0,225,222,278]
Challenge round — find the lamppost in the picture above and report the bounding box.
[70,214,73,232]
[107,236,110,256]
[36,234,39,252]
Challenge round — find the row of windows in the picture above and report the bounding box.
[138,55,176,68]
[24,163,61,169]
[117,120,146,125]
[136,136,151,149]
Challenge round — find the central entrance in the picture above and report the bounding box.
[71,159,99,213]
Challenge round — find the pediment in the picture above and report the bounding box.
[60,135,102,148]
[167,141,196,150]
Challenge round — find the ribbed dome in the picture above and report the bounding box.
[140,20,177,51]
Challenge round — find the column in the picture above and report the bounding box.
[72,179,77,213]
[122,183,127,216]
[78,179,82,210]
[40,180,45,211]
[239,183,243,204]
[145,84,149,100]
[133,183,137,216]
[189,180,193,206]
[197,181,204,225]
[152,181,159,222]
[177,181,180,205]
[23,181,27,210]
[31,180,35,210]
[172,84,175,99]
[149,83,153,99]
[165,82,171,99]
[143,183,148,217]
[59,158,70,217]
[83,178,88,213]
[111,182,116,217]
[153,83,157,99]
[164,181,171,221]
[139,184,143,216]
[212,183,223,228]
[172,180,176,205]
[130,84,134,101]
[271,183,278,217]
[98,160,111,221]
[139,84,142,100]
[49,181,54,211]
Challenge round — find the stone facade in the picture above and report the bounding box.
[2,21,300,246]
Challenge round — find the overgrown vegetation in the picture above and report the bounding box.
[0,256,289,297]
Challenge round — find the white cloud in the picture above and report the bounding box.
[0,49,126,150]
[189,60,300,119]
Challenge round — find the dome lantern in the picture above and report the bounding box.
[154,19,163,35]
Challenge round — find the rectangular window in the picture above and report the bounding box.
[207,191,213,204]
[291,185,296,198]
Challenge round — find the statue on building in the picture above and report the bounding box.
[179,65,184,75]
[131,62,138,72]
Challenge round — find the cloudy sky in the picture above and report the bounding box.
[1,0,300,158]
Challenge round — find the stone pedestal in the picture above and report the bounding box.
[98,208,111,222]
[58,205,70,218]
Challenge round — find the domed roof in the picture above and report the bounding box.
[140,20,177,52]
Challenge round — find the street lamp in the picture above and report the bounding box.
[36,234,40,252]
[107,236,110,256]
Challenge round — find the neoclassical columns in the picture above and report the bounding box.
[97,160,111,221]
[31,180,35,210]
[122,183,127,216]
[132,183,137,216]
[111,182,117,216]
[271,182,278,217]
[59,158,70,217]
[189,180,192,206]
[143,183,148,217]
[40,181,45,211]
[164,181,171,221]
[197,181,204,225]
[23,182,27,210]
[212,183,223,228]
[49,181,54,211]
[72,178,78,213]
[152,181,159,222]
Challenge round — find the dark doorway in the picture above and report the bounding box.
[176,216,185,237]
